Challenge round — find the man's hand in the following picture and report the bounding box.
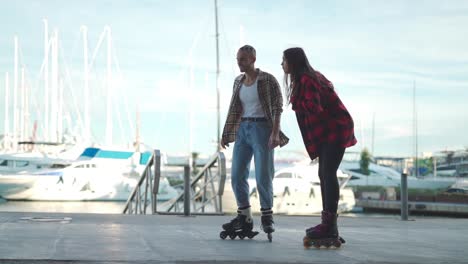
[268,131,280,149]
[220,139,229,149]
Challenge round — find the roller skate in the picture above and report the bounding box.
[261,208,274,242]
[303,211,345,249]
[219,207,259,240]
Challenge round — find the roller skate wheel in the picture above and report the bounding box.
[238,234,245,240]
[247,231,258,239]
[220,231,227,240]
[229,233,236,240]
[303,236,311,248]
[333,240,342,248]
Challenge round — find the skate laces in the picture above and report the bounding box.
[231,214,243,225]
[260,208,274,226]
[261,216,274,226]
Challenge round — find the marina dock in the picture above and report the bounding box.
[0,211,467,264]
[357,199,468,216]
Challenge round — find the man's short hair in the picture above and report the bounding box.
[239,45,256,57]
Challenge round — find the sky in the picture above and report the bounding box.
[0,0,467,158]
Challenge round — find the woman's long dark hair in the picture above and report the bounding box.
[283,47,317,104]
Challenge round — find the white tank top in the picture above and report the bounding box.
[239,78,265,118]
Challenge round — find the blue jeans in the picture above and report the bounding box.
[231,120,274,209]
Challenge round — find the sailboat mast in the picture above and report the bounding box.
[189,55,194,154]
[58,77,64,142]
[4,73,10,150]
[214,0,220,151]
[413,80,419,177]
[24,69,29,144]
[14,35,19,151]
[20,67,25,144]
[43,19,49,142]
[105,26,113,146]
[81,26,90,142]
[135,107,140,152]
[51,30,58,142]
[371,112,375,155]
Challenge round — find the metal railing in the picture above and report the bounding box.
[123,150,226,215]
[163,151,226,215]
[122,150,161,214]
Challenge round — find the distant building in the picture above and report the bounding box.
[433,149,468,177]
[363,148,468,177]
[374,157,407,173]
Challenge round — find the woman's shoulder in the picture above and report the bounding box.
[302,71,334,90]
[315,71,334,89]
[299,72,318,86]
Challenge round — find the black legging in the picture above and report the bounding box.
[318,144,345,213]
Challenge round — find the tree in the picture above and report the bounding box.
[418,157,434,176]
[360,148,371,175]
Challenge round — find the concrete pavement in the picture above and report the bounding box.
[0,212,467,264]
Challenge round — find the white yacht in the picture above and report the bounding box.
[0,147,179,201]
[340,160,457,190]
[222,163,356,215]
[0,153,71,175]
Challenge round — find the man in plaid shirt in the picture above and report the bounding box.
[219,45,288,241]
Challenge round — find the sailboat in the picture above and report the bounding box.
[0,21,179,202]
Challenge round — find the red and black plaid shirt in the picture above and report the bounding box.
[291,71,357,160]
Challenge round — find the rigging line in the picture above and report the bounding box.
[116,104,128,145]
[111,59,126,145]
[114,84,126,145]
[57,29,81,123]
[152,12,210,115]
[217,5,238,77]
[88,29,108,73]
[215,3,240,123]
[16,46,36,139]
[58,39,85,139]
[19,51,46,140]
[67,29,81,65]
[17,43,27,69]
[112,47,133,140]
[173,10,211,92]
[17,38,56,141]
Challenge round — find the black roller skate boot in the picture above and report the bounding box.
[303,211,345,249]
[261,208,274,242]
[219,207,259,240]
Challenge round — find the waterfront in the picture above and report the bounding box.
[2,199,466,220]
[0,199,126,214]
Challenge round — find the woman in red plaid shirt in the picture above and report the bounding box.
[282,47,357,248]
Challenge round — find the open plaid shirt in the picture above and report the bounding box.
[221,69,289,147]
[291,71,357,159]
